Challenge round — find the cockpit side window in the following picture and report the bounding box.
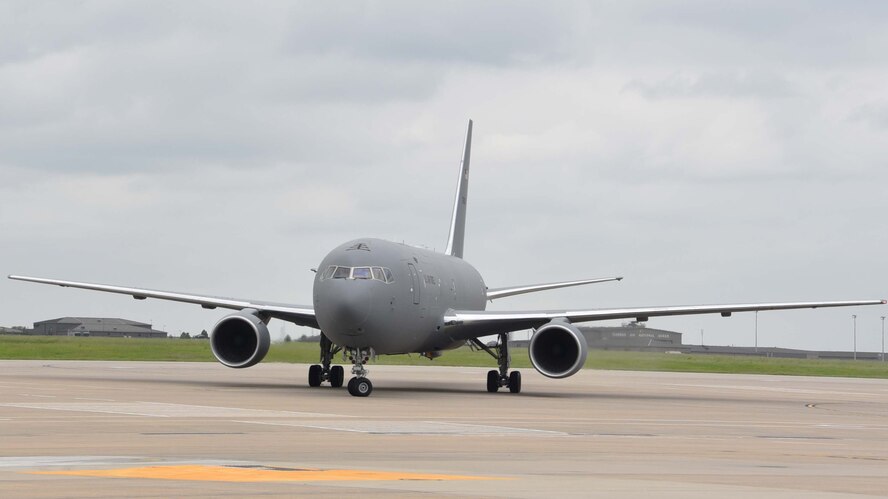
[332,266,351,279]
[321,266,336,280]
[383,268,394,283]
[352,267,372,279]
[371,267,384,281]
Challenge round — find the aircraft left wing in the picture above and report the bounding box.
[8,275,318,328]
[442,299,886,340]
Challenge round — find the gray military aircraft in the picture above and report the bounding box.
[9,120,886,396]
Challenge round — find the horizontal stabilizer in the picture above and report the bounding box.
[486,277,623,301]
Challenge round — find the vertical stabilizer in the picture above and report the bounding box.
[445,120,473,259]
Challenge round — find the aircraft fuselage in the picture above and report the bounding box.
[313,238,487,354]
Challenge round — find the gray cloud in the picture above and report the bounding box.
[849,103,888,131]
[624,71,795,100]
[595,1,888,68]
[282,2,584,66]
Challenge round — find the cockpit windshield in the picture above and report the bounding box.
[352,267,372,279]
[320,265,394,283]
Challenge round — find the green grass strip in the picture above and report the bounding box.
[1,335,887,379]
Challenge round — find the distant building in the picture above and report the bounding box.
[579,323,682,350]
[32,318,168,338]
[0,326,30,335]
[509,323,683,351]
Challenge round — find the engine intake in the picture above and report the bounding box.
[529,319,588,378]
[210,310,271,368]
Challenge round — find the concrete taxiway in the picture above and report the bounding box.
[1,360,887,498]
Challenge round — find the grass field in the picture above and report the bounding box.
[2,335,888,379]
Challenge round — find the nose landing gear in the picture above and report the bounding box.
[346,347,374,397]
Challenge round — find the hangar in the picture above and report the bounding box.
[579,323,682,350]
[509,323,683,351]
[32,318,168,338]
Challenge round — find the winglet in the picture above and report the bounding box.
[445,119,473,259]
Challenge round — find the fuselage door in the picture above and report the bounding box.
[407,263,421,305]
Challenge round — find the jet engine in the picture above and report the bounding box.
[210,310,271,368]
[528,319,588,378]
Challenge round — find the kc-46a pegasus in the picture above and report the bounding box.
[10,121,885,396]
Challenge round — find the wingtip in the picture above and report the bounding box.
[616,277,624,281]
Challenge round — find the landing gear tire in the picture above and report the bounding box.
[487,370,499,393]
[330,365,345,388]
[348,377,373,397]
[508,371,522,393]
[308,364,322,387]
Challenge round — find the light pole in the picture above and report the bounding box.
[754,311,758,354]
[852,314,857,361]
[881,316,885,362]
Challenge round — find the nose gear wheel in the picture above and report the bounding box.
[347,376,373,396]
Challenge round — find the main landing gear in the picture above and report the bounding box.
[308,333,345,388]
[471,333,521,394]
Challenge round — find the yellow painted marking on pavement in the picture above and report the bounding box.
[31,465,504,482]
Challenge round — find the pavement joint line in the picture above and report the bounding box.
[0,456,145,468]
[429,421,567,435]
[133,401,349,418]
[0,401,348,419]
[663,383,882,397]
[0,403,172,418]
[232,419,568,436]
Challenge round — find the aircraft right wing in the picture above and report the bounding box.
[8,275,318,328]
[442,299,886,341]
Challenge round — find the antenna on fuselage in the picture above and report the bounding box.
[445,119,473,259]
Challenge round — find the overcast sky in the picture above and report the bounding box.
[1,1,886,352]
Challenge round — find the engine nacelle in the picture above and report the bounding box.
[529,319,588,378]
[210,310,271,368]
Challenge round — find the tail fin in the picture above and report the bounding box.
[445,119,473,259]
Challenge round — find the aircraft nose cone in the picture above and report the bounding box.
[322,284,371,335]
